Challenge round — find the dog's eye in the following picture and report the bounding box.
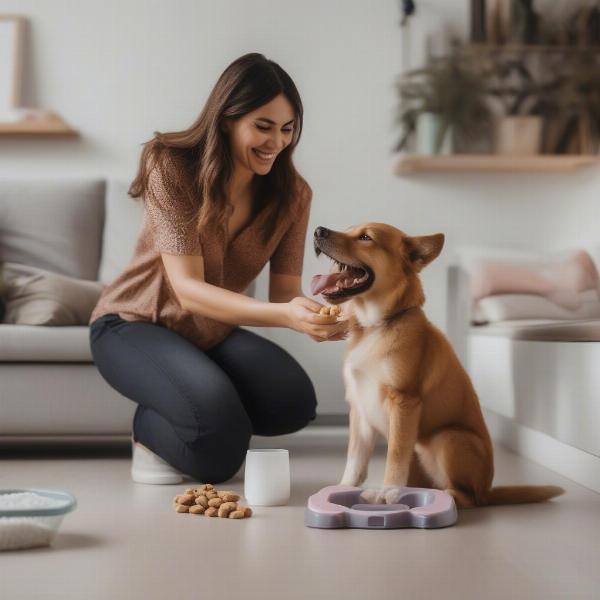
[358,233,372,241]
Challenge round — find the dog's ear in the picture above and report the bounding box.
[406,233,445,271]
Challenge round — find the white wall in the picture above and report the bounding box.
[2,0,599,413]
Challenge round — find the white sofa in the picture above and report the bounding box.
[0,179,146,442]
[447,265,600,492]
[0,179,263,444]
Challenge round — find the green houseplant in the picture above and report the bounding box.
[395,45,492,154]
[542,50,600,154]
[485,55,560,155]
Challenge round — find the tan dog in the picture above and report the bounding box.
[311,223,565,508]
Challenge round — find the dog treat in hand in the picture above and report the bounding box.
[319,304,342,317]
[173,484,252,519]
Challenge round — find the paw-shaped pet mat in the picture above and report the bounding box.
[304,484,457,529]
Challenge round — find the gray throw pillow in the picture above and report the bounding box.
[1,262,105,326]
[0,268,5,321]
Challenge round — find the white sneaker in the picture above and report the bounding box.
[131,436,185,485]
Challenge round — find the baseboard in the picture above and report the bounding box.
[310,414,349,426]
[0,414,352,445]
[5,414,598,494]
[0,433,132,445]
[483,408,600,494]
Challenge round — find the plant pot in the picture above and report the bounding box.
[494,115,542,155]
[415,112,453,155]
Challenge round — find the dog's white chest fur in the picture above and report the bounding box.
[343,329,390,439]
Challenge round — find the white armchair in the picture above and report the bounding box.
[446,263,600,492]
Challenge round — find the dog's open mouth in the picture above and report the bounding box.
[311,254,374,299]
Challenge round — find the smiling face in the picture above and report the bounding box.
[224,93,296,176]
[311,223,445,305]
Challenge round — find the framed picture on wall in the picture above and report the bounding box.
[0,15,24,112]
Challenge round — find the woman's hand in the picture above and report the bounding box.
[285,296,349,342]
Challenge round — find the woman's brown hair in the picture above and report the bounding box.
[129,53,305,244]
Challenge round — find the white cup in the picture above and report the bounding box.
[244,449,290,506]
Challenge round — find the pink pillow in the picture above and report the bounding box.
[469,250,600,310]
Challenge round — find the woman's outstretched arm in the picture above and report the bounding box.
[162,253,286,327]
[161,253,345,339]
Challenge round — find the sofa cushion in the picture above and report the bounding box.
[0,324,93,361]
[471,318,600,342]
[0,179,105,280]
[2,262,105,325]
[473,290,600,324]
[98,179,145,285]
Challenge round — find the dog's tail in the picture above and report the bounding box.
[485,485,565,506]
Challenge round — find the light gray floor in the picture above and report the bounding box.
[1,427,599,600]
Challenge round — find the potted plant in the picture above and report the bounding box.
[486,56,559,155]
[542,50,600,155]
[395,44,492,155]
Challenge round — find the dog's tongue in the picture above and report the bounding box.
[311,272,347,295]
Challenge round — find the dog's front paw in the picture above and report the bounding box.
[359,486,404,505]
[339,479,359,487]
[359,488,383,504]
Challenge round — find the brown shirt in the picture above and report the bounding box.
[90,158,312,350]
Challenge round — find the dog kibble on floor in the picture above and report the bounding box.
[173,484,252,519]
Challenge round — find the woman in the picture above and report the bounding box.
[89,53,347,485]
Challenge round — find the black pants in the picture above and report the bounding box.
[89,313,317,483]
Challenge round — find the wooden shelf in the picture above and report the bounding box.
[464,43,600,54]
[394,154,600,176]
[394,154,600,175]
[0,111,79,137]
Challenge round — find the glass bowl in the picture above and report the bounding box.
[0,488,77,551]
